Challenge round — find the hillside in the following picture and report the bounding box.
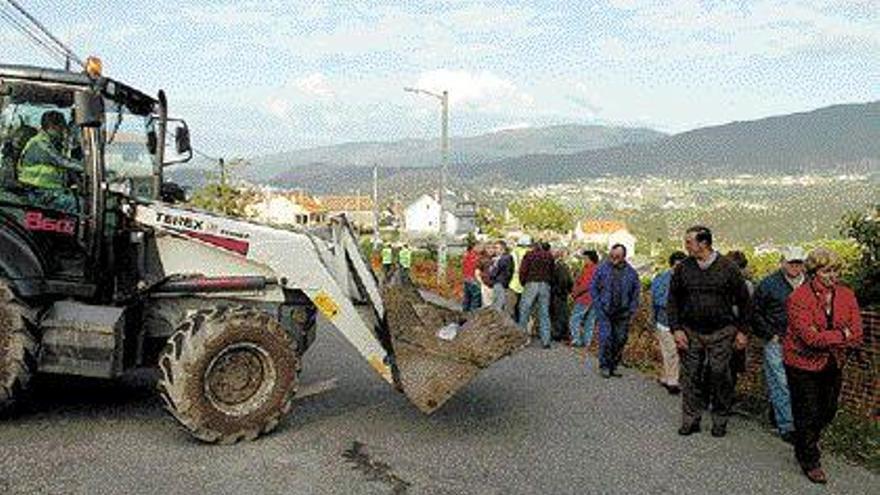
[468,101,880,184]
[246,124,665,182]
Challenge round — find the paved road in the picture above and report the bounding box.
[0,324,876,495]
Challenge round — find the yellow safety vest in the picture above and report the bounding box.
[399,248,412,269]
[509,246,528,294]
[17,132,67,189]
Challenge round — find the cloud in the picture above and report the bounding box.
[264,96,295,125]
[180,3,275,27]
[606,0,641,9]
[488,122,532,133]
[248,3,551,68]
[412,70,534,111]
[292,73,335,98]
[596,0,879,62]
[261,72,336,128]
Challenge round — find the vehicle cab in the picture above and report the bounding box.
[0,62,191,302]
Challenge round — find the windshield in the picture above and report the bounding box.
[104,105,157,199]
[0,79,162,201]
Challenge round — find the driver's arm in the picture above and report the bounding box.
[44,148,83,173]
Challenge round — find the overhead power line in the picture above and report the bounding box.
[4,0,84,68]
[192,146,218,162]
[0,5,69,66]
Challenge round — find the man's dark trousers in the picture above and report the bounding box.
[598,311,631,372]
[680,326,737,428]
[550,294,569,341]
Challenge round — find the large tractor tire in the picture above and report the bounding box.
[157,305,299,444]
[0,281,38,415]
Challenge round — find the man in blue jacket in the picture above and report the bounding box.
[752,246,806,443]
[591,244,641,378]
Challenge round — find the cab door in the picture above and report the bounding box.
[0,84,90,284]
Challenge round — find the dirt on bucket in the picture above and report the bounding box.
[382,284,527,414]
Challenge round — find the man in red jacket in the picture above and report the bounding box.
[569,250,599,348]
[461,240,482,312]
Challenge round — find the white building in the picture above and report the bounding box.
[403,194,476,237]
[245,189,326,227]
[574,220,637,257]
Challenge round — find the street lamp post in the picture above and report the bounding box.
[404,87,449,287]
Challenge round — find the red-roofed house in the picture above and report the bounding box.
[317,195,374,228]
[575,220,637,257]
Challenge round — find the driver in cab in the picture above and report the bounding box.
[17,110,82,212]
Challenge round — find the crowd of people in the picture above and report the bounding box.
[377,225,865,484]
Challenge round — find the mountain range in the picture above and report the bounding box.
[244,124,666,183]
[466,101,879,185]
[169,101,879,194]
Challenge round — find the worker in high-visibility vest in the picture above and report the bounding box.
[381,243,394,283]
[398,243,413,286]
[508,235,532,317]
[17,110,81,212]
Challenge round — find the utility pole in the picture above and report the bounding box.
[404,87,450,286]
[218,157,227,187]
[372,164,380,248]
[438,90,449,287]
[218,157,229,215]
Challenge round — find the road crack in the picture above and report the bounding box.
[342,440,411,494]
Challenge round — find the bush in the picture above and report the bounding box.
[823,410,880,472]
[841,205,880,309]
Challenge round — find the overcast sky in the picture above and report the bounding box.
[2,0,877,157]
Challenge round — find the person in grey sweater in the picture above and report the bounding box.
[668,226,752,438]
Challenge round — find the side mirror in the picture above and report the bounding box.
[175,126,191,154]
[74,90,104,127]
[162,118,193,167]
[146,130,157,154]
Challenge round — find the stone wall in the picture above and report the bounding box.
[625,300,880,419]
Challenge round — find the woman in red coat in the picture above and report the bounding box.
[783,248,863,484]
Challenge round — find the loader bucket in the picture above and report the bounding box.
[381,285,528,414]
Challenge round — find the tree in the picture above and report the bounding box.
[841,204,880,308]
[508,198,574,234]
[476,206,503,237]
[188,157,256,218]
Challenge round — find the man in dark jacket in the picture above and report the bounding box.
[518,241,555,348]
[550,246,574,342]
[489,240,515,314]
[590,244,640,378]
[668,226,752,438]
[752,246,806,442]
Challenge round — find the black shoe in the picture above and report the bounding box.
[666,385,681,395]
[610,369,623,378]
[600,368,612,379]
[678,423,701,436]
[542,343,551,349]
[711,424,727,437]
[780,431,795,445]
